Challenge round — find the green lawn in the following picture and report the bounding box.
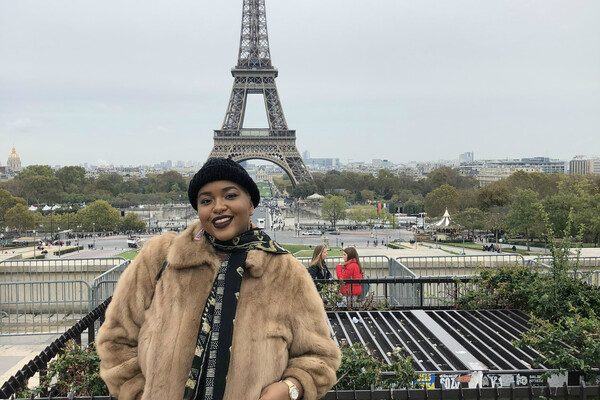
[117,249,140,260]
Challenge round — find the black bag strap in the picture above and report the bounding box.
[156,260,168,281]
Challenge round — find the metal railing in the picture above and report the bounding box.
[396,254,526,277]
[0,258,127,283]
[0,259,130,336]
[90,260,131,308]
[0,281,90,335]
[298,255,395,279]
[532,256,600,270]
[527,257,600,287]
[314,277,471,309]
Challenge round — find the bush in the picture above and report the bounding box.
[457,210,600,382]
[53,246,83,256]
[336,342,420,390]
[455,265,540,311]
[516,307,600,382]
[19,340,108,397]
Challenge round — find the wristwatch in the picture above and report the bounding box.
[282,379,300,400]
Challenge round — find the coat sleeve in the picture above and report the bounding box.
[282,262,341,400]
[307,264,319,280]
[96,234,174,400]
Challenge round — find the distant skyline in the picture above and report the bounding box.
[2,0,599,167]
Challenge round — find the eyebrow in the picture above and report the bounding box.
[197,186,240,198]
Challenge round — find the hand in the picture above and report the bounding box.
[258,381,288,400]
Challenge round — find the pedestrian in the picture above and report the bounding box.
[97,158,340,400]
[336,247,363,305]
[307,245,332,291]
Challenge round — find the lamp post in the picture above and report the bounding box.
[270,207,276,241]
[92,222,96,250]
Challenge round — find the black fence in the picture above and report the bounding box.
[4,383,600,400]
[321,383,600,399]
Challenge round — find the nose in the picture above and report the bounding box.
[213,197,227,213]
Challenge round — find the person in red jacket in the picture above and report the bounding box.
[336,247,363,304]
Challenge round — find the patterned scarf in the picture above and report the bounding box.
[183,228,288,400]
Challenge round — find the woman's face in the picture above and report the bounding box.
[342,252,348,262]
[196,180,255,241]
[321,248,328,260]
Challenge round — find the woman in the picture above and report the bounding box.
[336,247,363,300]
[97,158,340,400]
[307,245,331,291]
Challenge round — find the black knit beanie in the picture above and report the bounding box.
[188,158,260,210]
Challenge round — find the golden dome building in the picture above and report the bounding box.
[7,146,22,174]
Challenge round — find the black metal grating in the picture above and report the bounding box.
[327,309,566,389]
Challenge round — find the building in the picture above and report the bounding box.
[458,157,565,186]
[304,157,340,170]
[7,146,22,174]
[569,156,600,175]
[458,152,474,164]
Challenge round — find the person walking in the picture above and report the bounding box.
[97,158,340,400]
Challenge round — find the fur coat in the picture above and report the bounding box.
[97,222,341,400]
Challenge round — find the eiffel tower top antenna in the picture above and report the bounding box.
[208,0,312,186]
[237,0,273,69]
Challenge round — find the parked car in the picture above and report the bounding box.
[301,230,323,236]
[326,228,340,235]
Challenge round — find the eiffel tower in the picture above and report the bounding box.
[208,0,312,186]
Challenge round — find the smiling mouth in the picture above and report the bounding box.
[212,216,233,229]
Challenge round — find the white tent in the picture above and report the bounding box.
[435,209,451,227]
[28,205,38,211]
[306,193,324,200]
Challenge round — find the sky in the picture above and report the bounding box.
[1,0,599,168]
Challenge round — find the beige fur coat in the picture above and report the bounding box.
[97,222,341,400]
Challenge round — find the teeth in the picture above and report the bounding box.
[214,217,232,223]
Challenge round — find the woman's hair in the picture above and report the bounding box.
[310,245,325,269]
[343,247,362,273]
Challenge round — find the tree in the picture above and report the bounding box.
[423,166,478,193]
[0,190,27,228]
[290,183,317,199]
[543,193,586,236]
[484,206,508,243]
[453,208,485,237]
[347,205,380,227]
[476,183,511,211]
[153,171,186,193]
[25,175,64,204]
[423,184,459,218]
[321,195,346,227]
[56,166,87,193]
[4,204,36,232]
[505,189,546,250]
[120,212,147,232]
[75,200,121,232]
[403,198,424,215]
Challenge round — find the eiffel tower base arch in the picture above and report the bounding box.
[208,137,312,186]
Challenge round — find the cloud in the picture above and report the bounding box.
[7,118,41,131]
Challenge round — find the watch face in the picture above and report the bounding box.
[290,387,299,399]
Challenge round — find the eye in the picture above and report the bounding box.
[198,198,212,206]
[225,193,238,200]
